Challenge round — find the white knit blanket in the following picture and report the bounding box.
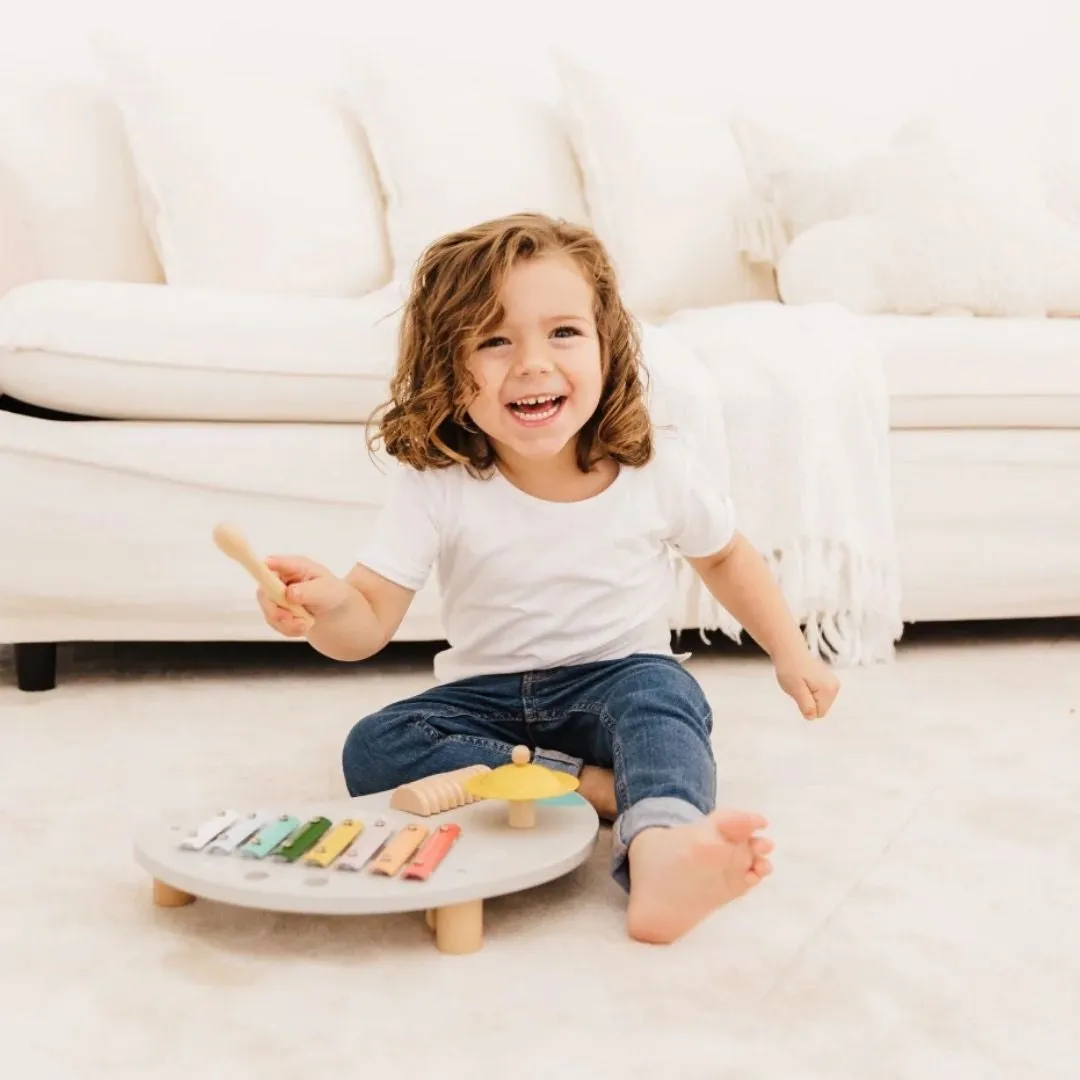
[644,302,903,666]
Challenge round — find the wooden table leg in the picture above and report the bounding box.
[153,879,196,907]
[433,899,483,954]
[425,908,437,931]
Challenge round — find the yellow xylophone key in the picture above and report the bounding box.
[303,818,365,868]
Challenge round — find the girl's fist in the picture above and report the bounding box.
[775,653,841,720]
[257,555,353,635]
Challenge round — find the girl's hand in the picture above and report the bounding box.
[257,555,353,636]
[775,653,841,720]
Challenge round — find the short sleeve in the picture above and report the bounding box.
[655,430,737,559]
[355,463,444,591]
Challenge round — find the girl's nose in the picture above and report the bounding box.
[517,345,552,375]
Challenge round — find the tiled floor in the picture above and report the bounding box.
[2,621,1077,1079]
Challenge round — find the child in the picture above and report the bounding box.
[256,212,840,944]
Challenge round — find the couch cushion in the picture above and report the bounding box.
[867,314,1080,428]
[0,280,404,421]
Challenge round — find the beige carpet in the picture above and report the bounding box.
[2,625,1078,1080]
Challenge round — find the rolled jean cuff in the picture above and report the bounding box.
[610,796,704,892]
[533,747,583,776]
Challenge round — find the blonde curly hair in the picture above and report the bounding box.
[368,212,652,476]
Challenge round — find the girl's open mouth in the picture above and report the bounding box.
[506,394,566,425]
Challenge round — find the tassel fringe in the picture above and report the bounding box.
[673,538,903,667]
[733,191,789,266]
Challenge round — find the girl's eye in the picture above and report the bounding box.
[478,336,511,349]
[552,325,581,339]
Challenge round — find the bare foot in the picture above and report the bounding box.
[577,766,617,821]
[626,810,773,945]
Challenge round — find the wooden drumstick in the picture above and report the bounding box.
[211,522,312,623]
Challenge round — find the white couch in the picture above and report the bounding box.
[3,43,1080,691]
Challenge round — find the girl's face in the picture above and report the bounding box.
[463,253,603,467]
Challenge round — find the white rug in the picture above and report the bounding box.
[2,628,1078,1080]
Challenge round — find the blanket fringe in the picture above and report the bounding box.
[733,191,789,266]
[674,539,903,666]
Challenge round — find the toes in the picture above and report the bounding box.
[750,837,775,856]
[745,856,773,885]
[712,810,769,843]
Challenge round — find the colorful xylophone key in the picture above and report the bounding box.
[239,814,301,859]
[334,819,392,872]
[370,823,429,876]
[179,810,241,851]
[208,812,271,854]
[274,816,332,862]
[304,818,365,868]
[402,823,462,881]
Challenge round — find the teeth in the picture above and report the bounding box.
[514,395,558,405]
[514,403,559,422]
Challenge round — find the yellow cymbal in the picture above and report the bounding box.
[463,745,580,802]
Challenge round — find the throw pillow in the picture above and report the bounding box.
[92,38,391,297]
[734,111,1079,316]
[345,46,588,283]
[557,54,777,319]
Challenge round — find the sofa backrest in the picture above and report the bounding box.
[0,76,164,296]
[0,41,782,317]
[7,30,1075,321]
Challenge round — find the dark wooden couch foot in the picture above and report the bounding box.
[15,643,58,692]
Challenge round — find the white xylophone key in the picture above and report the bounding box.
[208,812,270,854]
[179,810,241,851]
[334,819,392,872]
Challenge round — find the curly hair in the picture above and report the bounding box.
[367,212,652,476]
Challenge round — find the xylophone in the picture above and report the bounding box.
[134,759,598,956]
[177,808,463,878]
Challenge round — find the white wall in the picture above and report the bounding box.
[0,0,1077,134]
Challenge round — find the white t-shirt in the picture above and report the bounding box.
[356,428,736,684]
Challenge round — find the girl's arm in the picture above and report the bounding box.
[687,532,841,719]
[302,563,416,663]
[262,555,416,663]
[295,462,440,663]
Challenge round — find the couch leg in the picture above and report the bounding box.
[15,643,58,692]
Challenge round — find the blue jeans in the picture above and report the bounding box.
[341,653,716,891]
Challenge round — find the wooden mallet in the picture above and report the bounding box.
[211,522,313,625]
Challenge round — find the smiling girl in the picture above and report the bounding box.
[255,213,839,944]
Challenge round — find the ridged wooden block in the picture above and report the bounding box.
[389,764,492,817]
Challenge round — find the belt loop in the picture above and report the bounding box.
[521,671,534,724]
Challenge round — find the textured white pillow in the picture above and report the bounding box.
[346,49,588,282]
[774,218,894,314]
[1020,91,1080,228]
[0,78,162,294]
[738,112,1080,316]
[731,113,870,251]
[556,55,776,319]
[92,40,391,297]
[776,215,1078,317]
